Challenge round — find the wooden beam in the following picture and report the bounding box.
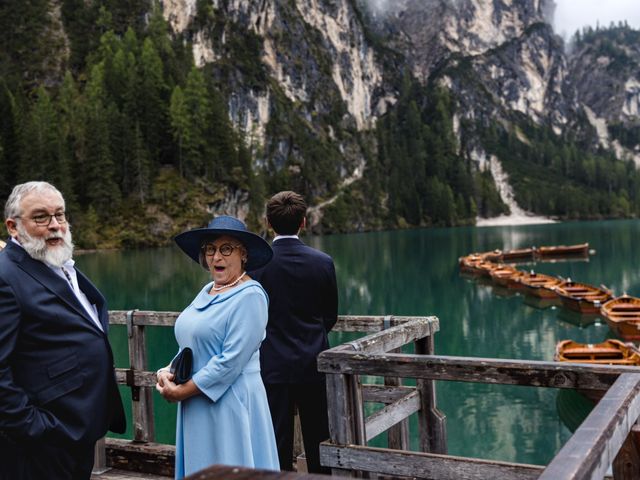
[341,317,438,354]
[318,352,640,391]
[365,390,420,441]
[540,373,640,480]
[319,443,543,480]
[361,384,416,404]
[108,311,439,333]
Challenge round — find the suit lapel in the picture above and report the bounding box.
[7,242,105,334]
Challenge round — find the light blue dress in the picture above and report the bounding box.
[173,280,279,479]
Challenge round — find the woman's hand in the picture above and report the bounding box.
[156,378,200,402]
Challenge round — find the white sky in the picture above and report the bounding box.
[553,0,640,38]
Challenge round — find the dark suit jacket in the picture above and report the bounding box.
[0,240,125,447]
[252,237,338,384]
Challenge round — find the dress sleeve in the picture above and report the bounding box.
[191,288,268,402]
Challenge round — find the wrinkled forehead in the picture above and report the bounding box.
[20,190,65,215]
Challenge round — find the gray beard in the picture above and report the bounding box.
[17,222,74,267]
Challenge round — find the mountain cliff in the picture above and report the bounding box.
[0,0,639,246]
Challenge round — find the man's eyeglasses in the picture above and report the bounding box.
[202,243,242,256]
[15,212,67,226]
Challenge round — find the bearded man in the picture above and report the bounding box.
[0,181,125,480]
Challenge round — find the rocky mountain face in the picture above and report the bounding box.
[3,0,638,239]
[158,0,639,225]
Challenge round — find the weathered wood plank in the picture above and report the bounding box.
[361,384,416,404]
[539,373,640,480]
[91,468,171,479]
[319,443,543,480]
[415,335,447,454]
[126,315,154,443]
[108,311,438,333]
[183,464,330,479]
[341,317,438,354]
[365,390,420,441]
[318,352,640,390]
[105,438,174,477]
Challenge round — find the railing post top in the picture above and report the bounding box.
[383,315,393,330]
[126,309,138,338]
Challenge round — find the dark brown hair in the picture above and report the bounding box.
[266,191,307,235]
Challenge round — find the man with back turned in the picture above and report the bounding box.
[0,181,125,480]
[252,191,338,473]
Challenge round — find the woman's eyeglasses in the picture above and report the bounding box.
[202,243,242,256]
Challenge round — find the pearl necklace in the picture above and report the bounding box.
[211,271,246,291]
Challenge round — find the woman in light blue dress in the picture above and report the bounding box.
[156,216,279,478]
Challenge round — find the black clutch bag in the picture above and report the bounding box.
[170,347,193,385]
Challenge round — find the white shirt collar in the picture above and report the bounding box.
[273,234,299,242]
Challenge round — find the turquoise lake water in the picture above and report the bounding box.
[75,219,640,466]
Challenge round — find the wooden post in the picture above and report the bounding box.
[415,334,447,454]
[613,426,640,479]
[385,347,409,450]
[127,310,155,443]
[92,437,109,474]
[324,372,358,477]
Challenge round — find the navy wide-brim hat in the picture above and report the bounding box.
[174,215,273,270]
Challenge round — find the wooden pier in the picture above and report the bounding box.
[96,310,640,479]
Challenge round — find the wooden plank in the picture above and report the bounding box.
[108,311,438,334]
[317,352,639,390]
[362,384,416,404]
[127,320,154,443]
[365,390,420,441]
[324,374,356,477]
[105,438,174,477]
[540,373,640,480]
[383,374,410,450]
[342,317,438,354]
[613,429,640,480]
[319,443,543,480]
[415,336,447,454]
[182,464,330,479]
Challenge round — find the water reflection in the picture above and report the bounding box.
[75,219,640,464]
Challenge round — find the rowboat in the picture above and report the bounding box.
[554,280,613,314]
[458,254,484,274]
[501,247,536,262]
[536,242,589,258]
[489,265,522,287]
[555,339,640,364]
[555,339,640,401]
[481,249,503,262]
[518,271,562,298]
[601,295,640,341]
[466,260,501,278]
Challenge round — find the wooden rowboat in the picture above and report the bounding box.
[537,242,589,258]
[517,271,563,299]
[458,254,484,274]
[601,295,640,341]
[555,339,640,364]
[554,280,613,314]
[555,339,640,401]
[501,247,536,262]
[489,265,521,287]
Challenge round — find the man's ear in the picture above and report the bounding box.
[5,219,18,238]
[298,217,306,234]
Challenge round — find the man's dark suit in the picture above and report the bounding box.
[252,237,338,473]
[0,241,125,480]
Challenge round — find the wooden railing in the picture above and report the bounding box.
[317,317,640,479]
[98,311,424,476]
